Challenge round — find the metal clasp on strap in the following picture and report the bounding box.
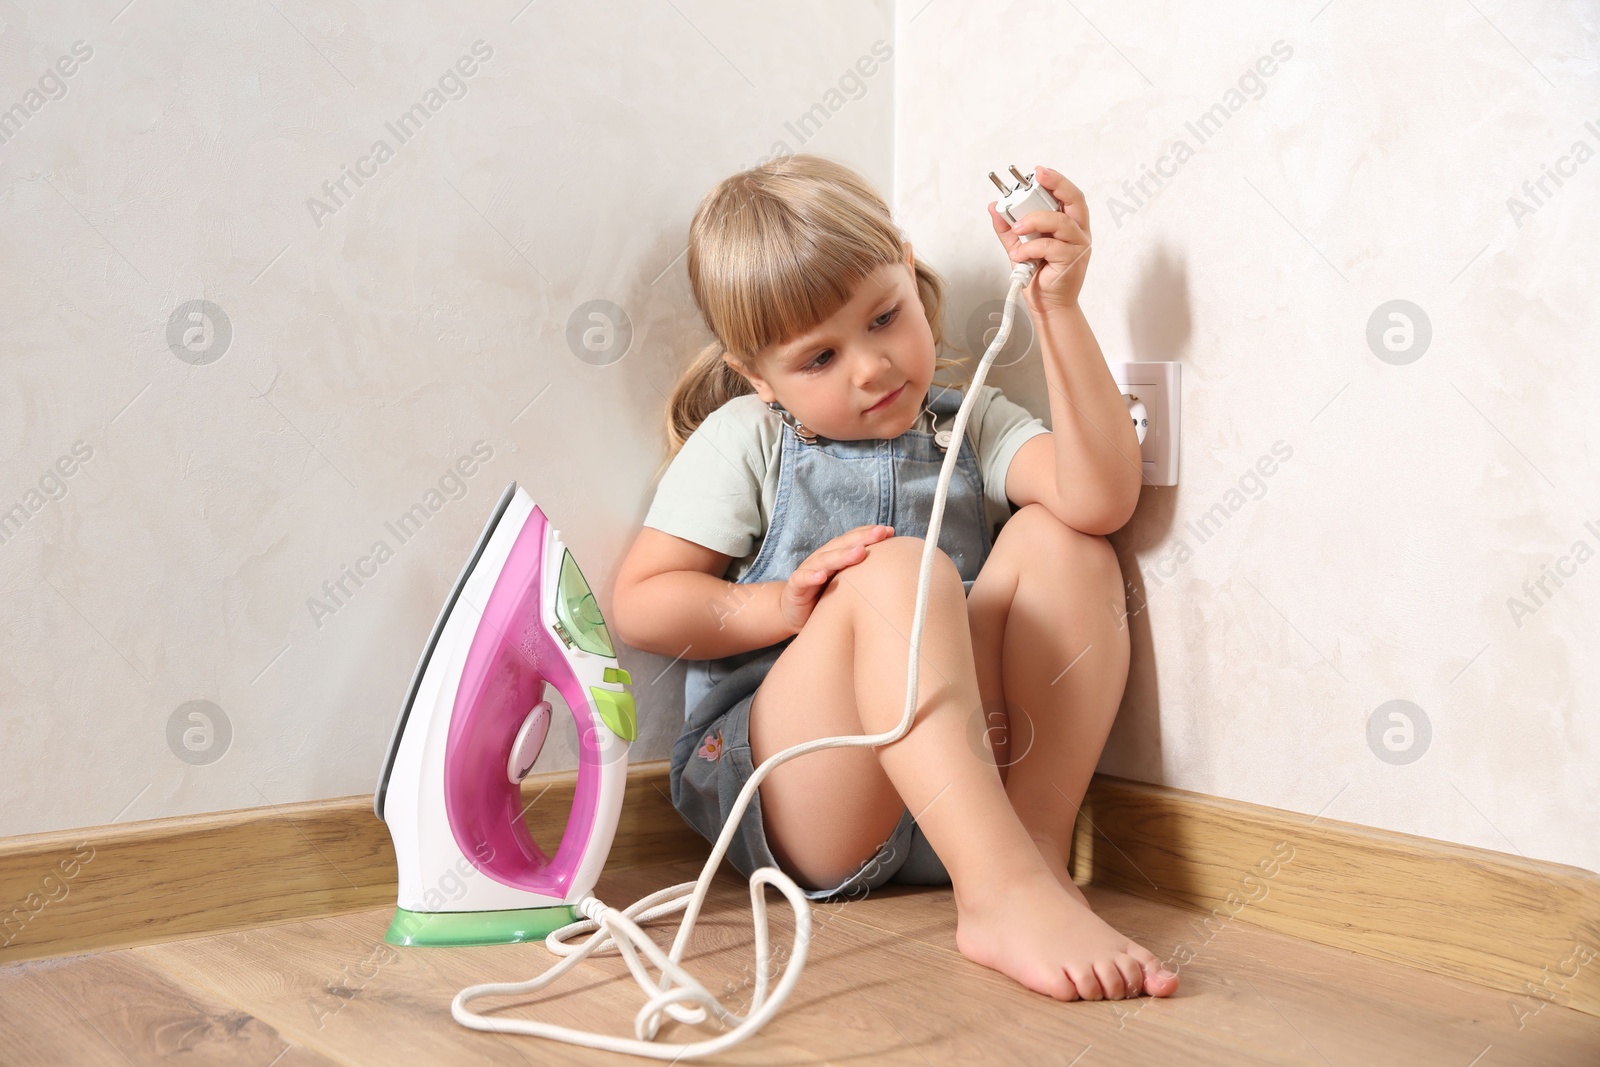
[766,401,819,445]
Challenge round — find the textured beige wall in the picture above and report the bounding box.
[894,2,1597,873]
[0,1,895,836]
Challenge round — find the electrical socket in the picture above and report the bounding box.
[1112,361,1180,486]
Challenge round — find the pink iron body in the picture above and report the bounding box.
[374,482,634,945]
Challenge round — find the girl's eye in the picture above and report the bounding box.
[800,306,901,373]
[802,353,832,373]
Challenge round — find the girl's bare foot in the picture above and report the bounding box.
[955,863,1179,1002]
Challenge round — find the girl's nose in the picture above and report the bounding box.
[853,348,894,386]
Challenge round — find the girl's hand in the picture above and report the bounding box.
[780,524,896,635]
[987,165,1092,315]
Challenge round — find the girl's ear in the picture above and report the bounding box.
[723,350,776,404]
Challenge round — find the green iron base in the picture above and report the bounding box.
[385,904,580,947]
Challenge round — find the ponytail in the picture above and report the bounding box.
[655,341,755,482]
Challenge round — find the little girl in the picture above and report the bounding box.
[613,154,1178,1003]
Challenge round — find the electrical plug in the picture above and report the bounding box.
[991,164,1061,237]
[991,165,1061,283]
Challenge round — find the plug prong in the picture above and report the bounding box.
[1008,164,1030,187]
[988,171,1012,195]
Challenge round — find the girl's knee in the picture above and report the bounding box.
[857,534,963,590]
[812,536,965,629]
[1006,503,1120,584]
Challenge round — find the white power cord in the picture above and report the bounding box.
[452,261,1039,1059]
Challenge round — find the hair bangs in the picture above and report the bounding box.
[689,168,905,366]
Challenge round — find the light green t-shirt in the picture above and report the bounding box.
[642,384,1050,582]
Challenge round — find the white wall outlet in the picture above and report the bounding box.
[1111,361,1179,486]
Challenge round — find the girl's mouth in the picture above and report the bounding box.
[866,384,904,413]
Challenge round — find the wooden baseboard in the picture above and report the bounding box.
[1071,774,1600,1019]
[0,760,709,966]
[5,764,1596,1021]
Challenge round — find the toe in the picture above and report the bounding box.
[1066,964,1104,1001]
[1035,964,1077,1002]
[1114,953,1145,997]
[1125,941,1180,996]
[1142,962,1180,997]
[1127,942,1163,969]
[1093,960,1127,999]
[1028,964,1077,1001]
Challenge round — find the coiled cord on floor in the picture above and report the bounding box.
[452,262,1038,1059]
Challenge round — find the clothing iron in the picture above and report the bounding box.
[374,480,636,947]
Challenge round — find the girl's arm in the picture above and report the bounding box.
[992,166,1142,533]
[616,572,793,660]
[612,528,794,660]
[1033,302,1143,532]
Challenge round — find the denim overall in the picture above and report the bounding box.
[669,384,993,901]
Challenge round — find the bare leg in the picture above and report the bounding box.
[964,506,1177,999]
[968,504,1131,890]
[1000,509,1130,886]
[749,535,1177,1001]
[966,513,1091,909]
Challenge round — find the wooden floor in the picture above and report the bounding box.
[3,858,1597,1066]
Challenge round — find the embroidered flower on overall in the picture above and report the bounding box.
[696,728,724,761]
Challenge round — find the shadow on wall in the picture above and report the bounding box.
[1110,243,1192,781]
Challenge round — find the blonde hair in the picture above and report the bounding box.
[657,154,969,479]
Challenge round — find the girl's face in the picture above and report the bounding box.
[726,246,935,442]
